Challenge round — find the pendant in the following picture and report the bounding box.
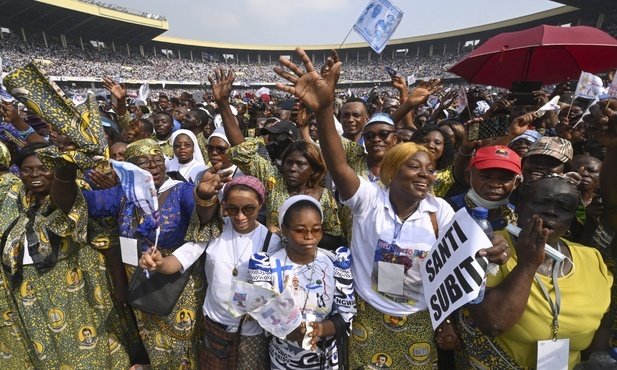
[232,267,238,277]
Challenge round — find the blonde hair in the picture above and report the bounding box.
[380,142,434,187]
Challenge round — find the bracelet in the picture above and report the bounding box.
[458,147,476,157]
[54,175,73,183]
[18,126,35,140]
[194,188,218,207]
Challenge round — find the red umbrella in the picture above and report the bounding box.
[448,25,617,88]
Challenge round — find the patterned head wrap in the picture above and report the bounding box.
[3,61,107,170]
[124,139,164,162]
[223,175,266,205]
[0,141,11,169]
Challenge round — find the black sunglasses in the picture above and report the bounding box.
[363,130,395,141]
[225,205,258,216]
[207,145,228,154]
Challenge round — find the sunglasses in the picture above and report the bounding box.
[363,130,395,141]
[225,205,258,216]
[290,226,323,237]
[207,145,228,154]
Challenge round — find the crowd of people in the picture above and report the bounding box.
[0,18,617,370]
[0,32,460,84]
[78,0,167,20]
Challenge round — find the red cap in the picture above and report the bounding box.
[470,145,521,175]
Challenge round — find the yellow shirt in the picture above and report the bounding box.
[488,232,612,368]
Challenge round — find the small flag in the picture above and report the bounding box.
[535,96,561,118]
[137,82,150,103]
[407,75,416,86]
[110,159,159,225]
[574,71,604,99]
[353,0,403,54]
[233,292,247,302]
[455,86,468,114]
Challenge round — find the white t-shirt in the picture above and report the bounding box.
[342,178,454,315]
[173,218,280,335]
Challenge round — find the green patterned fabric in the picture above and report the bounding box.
[0,181,131,369]
[349,295,438,369]
[3,62,108,170]
[124,138,164,162]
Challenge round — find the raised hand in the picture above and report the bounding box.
[102,78,127,101]
[320,49,340,86]
[584,99,617,147]
[406,78,442,107]
[207,67,235,102]
[515,215,548,269]
[88,169,117,190]
[195,162,233,200]
[509,112,538,138]
[274,47,341,113]
[0,101,21,123]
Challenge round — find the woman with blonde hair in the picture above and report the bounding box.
[273,47,510,369]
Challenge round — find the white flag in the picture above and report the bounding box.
[137,82,150,103]
[608,77,617,99]
[455,86,468,114]
[353,0,403,54]
[407,75,416,86]
[574,71,604,99]
[535,96,561,118]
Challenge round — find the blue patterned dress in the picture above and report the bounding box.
[84,182,206,369]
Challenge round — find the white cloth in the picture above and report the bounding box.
[173,218,280,335]
[166,129,207,183]
[341,178,455,315]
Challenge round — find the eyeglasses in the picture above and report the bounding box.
[225,205,258,216]
[363,130,395,141]
[134,156,165,169]
[207,145,228,154]
[289,226,323,237]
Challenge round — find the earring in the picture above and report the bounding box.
[563,230,571,237]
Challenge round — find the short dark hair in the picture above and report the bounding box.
[282,200,322,227]
[342,97,369,114]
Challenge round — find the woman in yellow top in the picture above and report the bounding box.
[457,174,612,369]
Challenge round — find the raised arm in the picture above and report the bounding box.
[208,67,245,146]
[102,78,127,118]
[468,216,547,337]
[390,79,443,127]
[274,48,359,201]
[0,102,46,144]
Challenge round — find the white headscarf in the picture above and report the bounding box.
[166,129,207,183]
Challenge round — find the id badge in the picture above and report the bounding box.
[377,261,404,295]
[537,338,569,370]
[119,237,139,266]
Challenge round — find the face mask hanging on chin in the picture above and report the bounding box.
[466,186,510,210]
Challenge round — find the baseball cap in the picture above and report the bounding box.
[365,113,394,127]
[524,136,573,163]
[471,145,522,175]
[260,120,300,139]
[510,129,542,145]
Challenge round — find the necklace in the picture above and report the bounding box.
[283,247,318,315]
[231,227,258,277]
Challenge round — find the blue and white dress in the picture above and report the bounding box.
[248,247,356,370]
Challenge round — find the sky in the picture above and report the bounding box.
[107,0,563,46]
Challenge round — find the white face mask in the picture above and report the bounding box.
[467,173,517,210]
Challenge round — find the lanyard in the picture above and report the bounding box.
[392,217,404,245]
[534,259,562,341]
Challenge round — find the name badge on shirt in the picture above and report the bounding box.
[119,237,139,266]
[377,261,404,295]
[537,338,569,370]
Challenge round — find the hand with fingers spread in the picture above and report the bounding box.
[391,74,408,98]
[195,162,233,201]
[406,78,442,107]
[274,47,340,113]
[208,67,235,102]
[509,112,538,138]
[102,78,127,101]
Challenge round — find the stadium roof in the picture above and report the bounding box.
[0,0,168,43]
[151,6,580,52]
[552,0,617,12]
